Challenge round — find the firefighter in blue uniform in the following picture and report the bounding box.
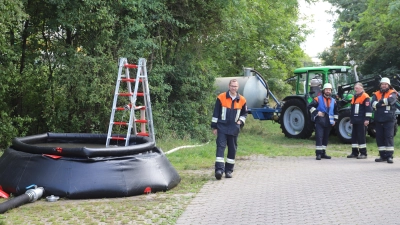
[307,83,338,160]
[211,79,247,180]
[371,77,398,163]
[347,83,372,159]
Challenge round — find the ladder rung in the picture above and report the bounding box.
[119,93,133,96]
[135,119,147,123]
[121,78,142,82]
[124,64,138,69]
[113,121,128,125]
[136,106,146,110]
[137,132,149,137]
[110,137,126,140]
[114,106,144,111]
[118,92,144,97]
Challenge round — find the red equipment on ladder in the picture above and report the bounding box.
[106,58,155,147]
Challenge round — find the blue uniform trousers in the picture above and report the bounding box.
[215,131,237,173]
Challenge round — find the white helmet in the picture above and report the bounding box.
[380,77,391,85]
[323,83,332,90]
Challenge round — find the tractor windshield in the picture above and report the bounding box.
[293,66,353,98]
[296,72,323,96]
[327,68,356,95]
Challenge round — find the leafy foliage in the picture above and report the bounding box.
[206,0,307,79]
[321,0,400,77]
[0,0,308,149]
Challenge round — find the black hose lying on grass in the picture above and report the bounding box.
[0,187,44,214]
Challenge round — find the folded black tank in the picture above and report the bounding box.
[0,133,180,199]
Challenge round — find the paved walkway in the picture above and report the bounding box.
[176,156,400,225]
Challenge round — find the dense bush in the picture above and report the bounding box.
[0,0,307,149]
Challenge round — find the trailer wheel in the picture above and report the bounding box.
[280,99,314,139]
[335,110,352,144]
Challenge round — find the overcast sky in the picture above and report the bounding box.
[299,0,336,58]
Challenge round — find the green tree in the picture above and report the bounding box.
[0,0,310,149]
[206,0,307,80]
[352,0,400,75]
[321,0,400,77]
[319,0,368,66]
[0,0,31,148]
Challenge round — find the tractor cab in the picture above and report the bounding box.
[293,66,354,103]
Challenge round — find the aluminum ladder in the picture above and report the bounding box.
[106,57,155,147]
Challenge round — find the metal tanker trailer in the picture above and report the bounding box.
[214,68,282,121]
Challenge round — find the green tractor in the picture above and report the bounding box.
[280,66,355,142]
[281,66,400,143]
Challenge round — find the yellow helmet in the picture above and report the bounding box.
[323,83,332,90]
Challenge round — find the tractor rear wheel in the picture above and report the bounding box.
[280,99,314,139]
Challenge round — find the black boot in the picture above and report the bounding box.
[215,170,223,180]
[347,148,359,158]
[321,150,331,159]
[387,151,394,164]
[316,150,322,160]
[357,148,367,159]
[375,151,387,162]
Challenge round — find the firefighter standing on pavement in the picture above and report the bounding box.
[307,83,338,160]
[211,79,247,180]
[347,83,372,159]
[371,77,398,163]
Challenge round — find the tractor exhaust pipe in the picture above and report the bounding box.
[0,186,44,214]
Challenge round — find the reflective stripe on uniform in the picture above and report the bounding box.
[355,104,359,114]
[212,117,218,123]
[321,145,327,150]
[372,101,378,109]
[329,115,335,124]
[334,115,338,119]
[215,157,225,163]
[221,107,227,120]
[235,109,241,122]
[351,144,359,148]
[366,112,372,117]
[316,146,324,150]
[383,98,388,105]
[226,158,235,164]
[359,144,366,148]
[378,146,386,151]
[310,107,316,113]
[239,116,246,123]
[386,146,394,151]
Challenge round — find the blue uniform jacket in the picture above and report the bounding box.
[211,91,247,136]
